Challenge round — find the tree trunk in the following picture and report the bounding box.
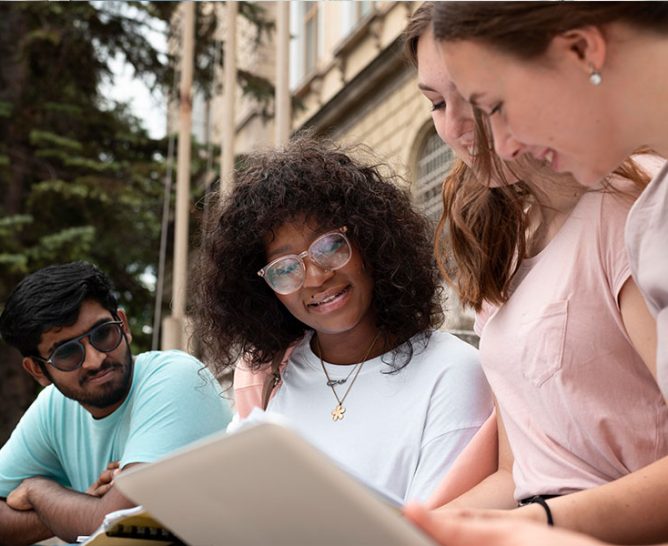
[0,7,37,446]
[0,5,29,215]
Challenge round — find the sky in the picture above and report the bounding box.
[99,5,168,140]
[103,57,167,139]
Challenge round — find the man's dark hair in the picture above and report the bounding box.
[0,261,119,357]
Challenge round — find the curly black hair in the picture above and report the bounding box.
[0,261,119,358]
[190,136,444,380]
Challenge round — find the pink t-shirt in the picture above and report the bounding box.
[626,160,668,399]
[476,185,668,501]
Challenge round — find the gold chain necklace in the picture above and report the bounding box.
[325,361,358,387]
[316,332,380,422]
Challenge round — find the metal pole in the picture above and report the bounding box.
[164,0,195,350]
[220,0,237,192]
[275,1,291,146]
[152,130,175,350]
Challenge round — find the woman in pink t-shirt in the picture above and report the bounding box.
[404,3,668,545]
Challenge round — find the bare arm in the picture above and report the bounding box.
[7,464,140,543]
[515,456,668,544]
[405,503,609,546]
[440,405,516,510]
[619,277,659,385]
[421,293,668,544]
[0,500,53,546]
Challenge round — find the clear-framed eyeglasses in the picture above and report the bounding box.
[257,227,352,295]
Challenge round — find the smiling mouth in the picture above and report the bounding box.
[307,285,350,307]
[82,365,117,385]
[534,148,557,169]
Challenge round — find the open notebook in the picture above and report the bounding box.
[114,422,436,546]
[78,506,181,545]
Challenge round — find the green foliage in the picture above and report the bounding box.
[0,0,275,443]
[29,130,84,152]
[0,1,273,355]
[0,101,12,118]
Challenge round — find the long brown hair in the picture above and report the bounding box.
[432,2,668,59]
[434,159,531,311]
[404,1,534,310]
[403,1,434,67]
[436,108,650,311]
[403,1,652,311]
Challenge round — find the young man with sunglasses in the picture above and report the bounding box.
[0,261,232,545]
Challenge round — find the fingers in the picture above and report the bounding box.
[87,471,114,496]
[94,482,114,497]
[404,503,453,545]
[100,467,116,483]
[405,505,603,546]
[99,461,121,484]
[404,503,521,546]
[6,487,32,511]
[86,461,121,496]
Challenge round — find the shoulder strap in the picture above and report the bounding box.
[260,350,284,410]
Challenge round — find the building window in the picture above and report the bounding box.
[355,1,373,20]
[302,1,318,76]
[290,1,320,87]
[415,130,455,222]
[415,128,475,340]
[340,1,374,42]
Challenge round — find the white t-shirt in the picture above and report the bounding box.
[267,330,492,502]
[626,160,668,398]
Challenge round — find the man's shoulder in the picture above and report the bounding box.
[31,383,76,413]
[124,351,228,430]
[10,384,84,449]
[132,350,218,393]
[135,349,204,371]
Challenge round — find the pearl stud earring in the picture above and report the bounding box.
[589,64,602,86]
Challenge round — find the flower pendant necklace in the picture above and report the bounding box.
[316,332,381,422]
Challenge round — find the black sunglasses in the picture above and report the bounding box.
[32,320,125,372]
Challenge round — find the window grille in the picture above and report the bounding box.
[415,130,455,222]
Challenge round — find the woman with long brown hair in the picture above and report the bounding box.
[402,3,668,544]
[432,0,668,395]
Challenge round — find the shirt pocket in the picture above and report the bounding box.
[519,300,568,387]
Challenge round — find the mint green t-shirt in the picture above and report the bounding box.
[0,350,231,496]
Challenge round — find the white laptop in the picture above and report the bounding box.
[115,422,436,546]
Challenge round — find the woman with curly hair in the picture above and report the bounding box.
[191,136,492,502]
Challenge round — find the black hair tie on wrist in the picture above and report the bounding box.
[528,495,554,526]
